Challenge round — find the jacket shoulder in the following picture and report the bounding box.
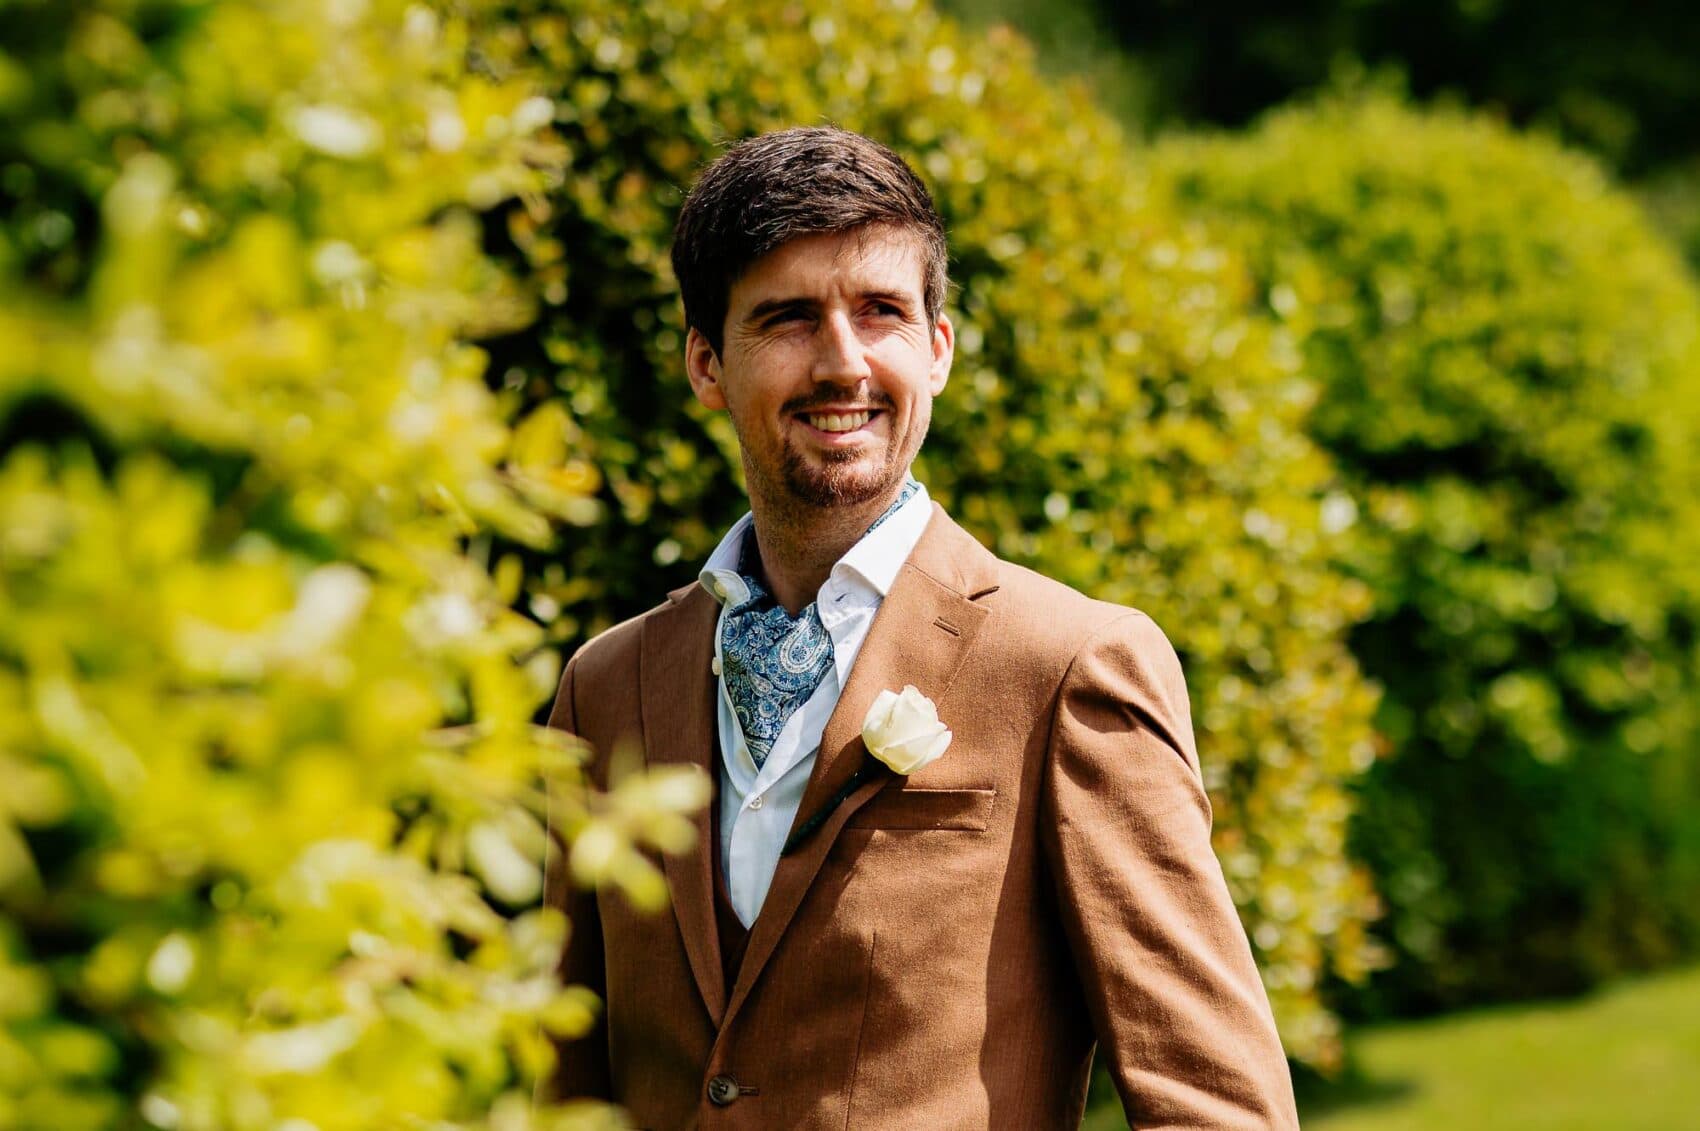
[565,591,682,689]
[971,554,1192,730]
[982,556,1160,658]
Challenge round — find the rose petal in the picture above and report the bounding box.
[874,724,952,774]
[882,689,936,743]
[862,689,901,745]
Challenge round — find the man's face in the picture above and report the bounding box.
[686,226,953,510]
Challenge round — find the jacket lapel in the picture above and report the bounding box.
[639,582,727,1024]
[722,505,1001,1026]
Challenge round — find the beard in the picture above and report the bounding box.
[777,437,906,508]
[738,386,926,511]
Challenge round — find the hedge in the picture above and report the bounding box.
[0,1,701,1126]
[487,0,1384,1063]
[1645,160,1700,274]
[1153,95,1700,1014]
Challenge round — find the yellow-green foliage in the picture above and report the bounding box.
[1153,96,1700,1010]
[0,1,704,1126]
[487,1,1384,1063]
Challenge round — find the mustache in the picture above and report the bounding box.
[782,390,895,414]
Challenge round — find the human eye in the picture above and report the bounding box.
[760,305,810,329]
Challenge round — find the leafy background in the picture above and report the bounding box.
[1,2,702,1127]
[3,0,1697,1127]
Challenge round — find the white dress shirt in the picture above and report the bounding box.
[698,481,932,927]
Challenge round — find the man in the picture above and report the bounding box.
[544,126,1298,1129]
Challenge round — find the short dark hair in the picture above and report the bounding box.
[671,126,948,356]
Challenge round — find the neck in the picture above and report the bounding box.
[746,481,905,616]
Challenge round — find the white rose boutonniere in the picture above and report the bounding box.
[782,685,955,857]
[862,685,952,775]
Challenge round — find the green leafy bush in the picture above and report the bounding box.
[488,0,1384,1063]
[0,1,703,1126]
[1153,95,1700,1013]
[1644,159,1700,274]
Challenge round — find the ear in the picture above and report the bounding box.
[928,311,955,396]
[685,326,727,410]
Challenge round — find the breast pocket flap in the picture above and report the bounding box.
[847,786,996,832]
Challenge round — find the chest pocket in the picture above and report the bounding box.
[846,786,995,832]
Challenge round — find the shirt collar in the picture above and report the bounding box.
[698,478,932,608]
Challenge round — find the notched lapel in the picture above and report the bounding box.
[638,583,727,1024]
[723,507,999,1025]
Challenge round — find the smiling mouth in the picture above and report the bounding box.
[799,409,878,434]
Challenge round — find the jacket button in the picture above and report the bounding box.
[706,1074,739,1106]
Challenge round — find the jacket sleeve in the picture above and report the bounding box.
[539,651,614,1103]
[1039,611,1299,1130]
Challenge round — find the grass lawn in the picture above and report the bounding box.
[1082,965,1700,1130]
[1300,965,1700,1130]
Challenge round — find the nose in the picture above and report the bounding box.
[811,310,873,384]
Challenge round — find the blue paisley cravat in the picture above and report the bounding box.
[721,479,919,768]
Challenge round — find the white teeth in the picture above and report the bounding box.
[806,411,871,433]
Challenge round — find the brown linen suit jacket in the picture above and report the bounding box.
[543,504,1299,1129]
